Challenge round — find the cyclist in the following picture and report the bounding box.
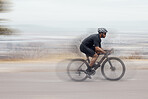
[80,28,108,75]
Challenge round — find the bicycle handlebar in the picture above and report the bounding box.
[104,48,114,56]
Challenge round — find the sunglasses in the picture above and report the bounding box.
[103,33,106,35]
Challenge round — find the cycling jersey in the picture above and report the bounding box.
[82,34,101,48]
[80,34,101,57]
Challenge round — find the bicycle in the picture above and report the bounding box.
[67,49,126,81]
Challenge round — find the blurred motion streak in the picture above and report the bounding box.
[0,32,148,61]
[0,0,147,61]
[0,0,11,12]
[0,0,15,35]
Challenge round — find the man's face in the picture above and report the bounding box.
[102,33,106,38]
[100,32,106,38]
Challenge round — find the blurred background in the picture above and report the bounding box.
[0,1,148,99]
[0,0,148,60]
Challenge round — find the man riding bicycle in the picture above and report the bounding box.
[80,28,108,75]
[67,28,125,81]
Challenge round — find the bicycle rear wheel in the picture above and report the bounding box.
[101,57,126,81]
[67,59,88,81]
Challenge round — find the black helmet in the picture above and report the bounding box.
[98,28,108,33]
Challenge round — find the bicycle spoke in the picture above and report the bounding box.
[101,57,125,81]
[67,59,88,81]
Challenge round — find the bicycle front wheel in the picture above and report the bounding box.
[101,57,126,81]
[67,59,88,81]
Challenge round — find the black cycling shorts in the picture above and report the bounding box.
[80,44,95,57]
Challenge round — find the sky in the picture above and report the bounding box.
[1,0,148,34]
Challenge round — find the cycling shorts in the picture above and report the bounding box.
[80,44,95,57]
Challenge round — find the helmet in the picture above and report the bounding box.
[98,28,108,33]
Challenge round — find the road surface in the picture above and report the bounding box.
[0,60,148,99]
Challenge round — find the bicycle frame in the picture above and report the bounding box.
[86,49,114,70]
[67,48,125,81]
[86,55,105,69]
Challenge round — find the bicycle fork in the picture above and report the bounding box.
[107,57,116,71]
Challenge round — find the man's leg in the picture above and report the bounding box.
[87,53,99,73]
[80,45,99,73]
[89,53,99,67]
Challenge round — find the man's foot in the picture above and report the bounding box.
[86,67,95,76]
[86,69,95,75]
[86,69,95,79]
[92,63,100,69]
[86,74,92,79]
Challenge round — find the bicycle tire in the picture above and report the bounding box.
[101,57,126,81]
[67,59,88,81]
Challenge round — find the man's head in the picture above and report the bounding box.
[98,28,108,38]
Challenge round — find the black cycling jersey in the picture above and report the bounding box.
[80,34,102,57]
[82,34,101,48]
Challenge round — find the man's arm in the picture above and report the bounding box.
[95,46,106,54]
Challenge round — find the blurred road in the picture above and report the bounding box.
[0,60,148,99]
